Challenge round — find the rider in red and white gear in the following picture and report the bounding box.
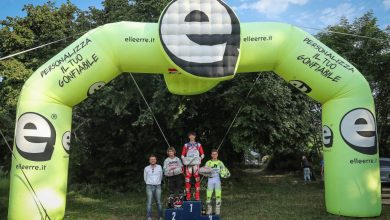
[181,131,204,201]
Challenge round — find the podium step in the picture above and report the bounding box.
[164,201,220,220]
[200,215,220,220]
[165,208,184,220]
[183,201,201,218]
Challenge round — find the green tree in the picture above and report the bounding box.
[317,12,390,155]
[0,59,32,169]
[0,0,86,171]
[67,0,173,188]
[1,2,388,189]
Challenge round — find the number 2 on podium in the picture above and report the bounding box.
[171,212,176,220]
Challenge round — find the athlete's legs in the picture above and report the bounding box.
[194,165,201,200]
[168,176,175,194]
[215,181,222,215]
[167,176,175,208]
[206,180,215,215]
[175,174,184,196]
[185,166,193,200]
[176,175,184,205]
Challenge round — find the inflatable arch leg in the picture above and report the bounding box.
[9,1,380,219]
[239,22,381,217]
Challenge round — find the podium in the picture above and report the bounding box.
[165,201,220,220]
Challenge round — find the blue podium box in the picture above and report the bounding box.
[182,201,201,219]
[200,215,220,220]
[164,201,221,220]
[165,208,184,220]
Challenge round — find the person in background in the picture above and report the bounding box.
[301,155,311,182]
[181,131,204,200]
[144,155,163,220]
[163,147,184,208]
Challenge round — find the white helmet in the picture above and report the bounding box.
[220,167,231,178]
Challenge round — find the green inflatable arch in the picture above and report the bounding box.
[9,0,381,219]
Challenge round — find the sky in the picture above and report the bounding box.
[0,0,389,31]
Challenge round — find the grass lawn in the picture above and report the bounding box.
[1,172,389,220]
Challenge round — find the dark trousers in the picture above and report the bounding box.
[168,174,183,195]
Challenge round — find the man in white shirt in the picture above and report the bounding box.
[144,155,163,220]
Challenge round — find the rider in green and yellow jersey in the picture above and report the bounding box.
[205,149,230,215]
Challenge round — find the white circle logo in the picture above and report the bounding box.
[340,108,377,155]
[322,125,333,148]
[159,0,240,78]
[62,131,71,154]
[15,112,56,161]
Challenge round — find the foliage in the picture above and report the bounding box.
[0,59,32,169]
[316,12,390,155]
[0,1,388,190]
[0,0,85,171]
